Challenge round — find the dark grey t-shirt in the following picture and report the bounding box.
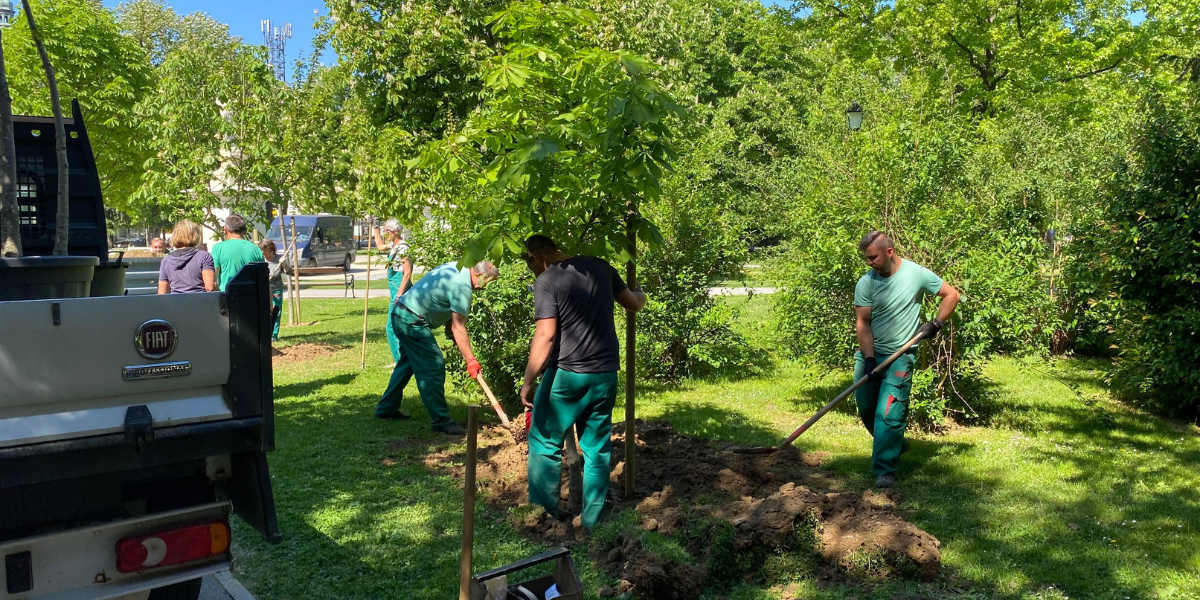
[534,255,628,374]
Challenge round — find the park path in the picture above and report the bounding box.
[295,258,776,298]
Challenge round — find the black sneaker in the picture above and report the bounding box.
[435,422,467,435]
[875,474,897,489]
[376,411,411,420]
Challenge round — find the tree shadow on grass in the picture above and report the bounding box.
[239,387,563,600]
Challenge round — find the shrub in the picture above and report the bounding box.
[1096,90,1200,417]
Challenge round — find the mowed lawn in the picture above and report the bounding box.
[232,299,1200,600]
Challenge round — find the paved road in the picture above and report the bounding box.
[199,576,233,600]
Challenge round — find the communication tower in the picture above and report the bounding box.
[261,20,292,82]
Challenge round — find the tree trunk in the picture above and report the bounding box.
[0,30,22,257]
[22,0,69,256]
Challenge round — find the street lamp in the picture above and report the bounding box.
[846,101,864,131]
[0,0,15,29]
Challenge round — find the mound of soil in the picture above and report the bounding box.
[272,342,342,363]
[425,420,941,597]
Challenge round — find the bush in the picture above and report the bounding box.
[1096,90,1200,417]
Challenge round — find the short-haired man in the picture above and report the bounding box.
[519,235,647,529]
[375,260,499,435]
[854,231,959,488]
[150,237,167,255]
[211,214,264,292]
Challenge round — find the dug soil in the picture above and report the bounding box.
[272,342,342,363]
[425,420,941,597]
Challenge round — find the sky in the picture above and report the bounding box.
[101,0,333,77]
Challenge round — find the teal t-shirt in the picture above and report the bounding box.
[211,238,265,292]
[854,259,944,356]
[399,261,474,328]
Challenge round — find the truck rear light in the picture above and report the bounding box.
[115,521,230,573]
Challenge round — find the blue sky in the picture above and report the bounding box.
[101,0,333,75]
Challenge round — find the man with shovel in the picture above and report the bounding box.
[519,235,647,529]
[374,260,499,435]
[854,231,959,489]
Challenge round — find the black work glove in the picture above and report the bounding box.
[916,319,944,341]
[863,356,884,381]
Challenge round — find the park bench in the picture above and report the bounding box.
[294,268,356,298]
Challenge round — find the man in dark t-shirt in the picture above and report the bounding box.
[519,235,646,529]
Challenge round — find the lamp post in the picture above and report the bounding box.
[846,101,864,131]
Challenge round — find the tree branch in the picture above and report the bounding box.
[1054,58,1125,84]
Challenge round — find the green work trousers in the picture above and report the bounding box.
[527,368,618,529]
[384,267,408,363]
[854,351,916,477]
[375,306,453,430]
[270,291,283,340]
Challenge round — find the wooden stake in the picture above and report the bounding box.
[459,405,480,600]
[624,215,637,498]
[287,217,302,324]
[360,225,373,369]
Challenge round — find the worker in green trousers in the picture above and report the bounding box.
[519,235,647,529]
[853,230,959,489]
[375,260,498,435]
[372,219,414,363]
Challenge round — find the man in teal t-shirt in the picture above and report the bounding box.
[375,260,499,434]
[853,231,959,489]
[211,214,265,292]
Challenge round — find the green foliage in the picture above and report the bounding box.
[6,0,155,210]
[1095,88,1200,416]
[408,1,682,265]
[129,19,278,233]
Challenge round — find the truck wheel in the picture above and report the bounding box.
[307,258,318,269]
[147,578,201,600]
[343,254,353,272]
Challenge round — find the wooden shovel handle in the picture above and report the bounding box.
[777,330,928,450]
[475,375,511,428]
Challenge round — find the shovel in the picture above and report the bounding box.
[732,330,930,455]
[475,375,512,429]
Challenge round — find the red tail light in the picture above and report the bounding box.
[116,521,231,573]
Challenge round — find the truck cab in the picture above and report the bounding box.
[1,103,279,600]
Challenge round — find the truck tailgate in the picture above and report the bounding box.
[0,293,231,448]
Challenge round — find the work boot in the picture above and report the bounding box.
[375,410,411,420]
[435,422,467,435]
[875,474,896,489]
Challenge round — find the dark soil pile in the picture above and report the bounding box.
[425,420,941,597]
[272,342,342,363]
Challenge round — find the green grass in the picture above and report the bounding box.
[234,299,1200,600]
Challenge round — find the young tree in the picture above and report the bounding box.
[0,26,19,257]
[130,22,276,234]
[20,0,68,254]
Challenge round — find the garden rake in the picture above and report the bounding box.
[731,329,931,455]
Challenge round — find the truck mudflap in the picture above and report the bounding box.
[227,451,282,544]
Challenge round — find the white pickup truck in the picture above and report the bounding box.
[1,104,280,600]
[0,264,280,600]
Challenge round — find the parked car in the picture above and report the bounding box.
[267,214,356,271]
